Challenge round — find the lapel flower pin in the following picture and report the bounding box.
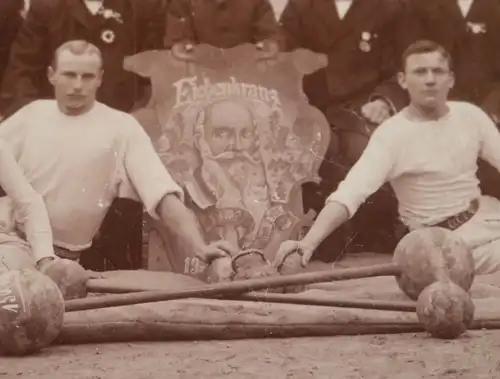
[467,22,486,34]
[97,7,123,23]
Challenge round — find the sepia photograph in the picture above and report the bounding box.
[1,0,500,377]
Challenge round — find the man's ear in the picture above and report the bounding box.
[96,69,104,88]
[448,70,455,90]
[47,66,56,86]
[397,71,407,90]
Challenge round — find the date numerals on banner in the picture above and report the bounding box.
[184,257,207,275]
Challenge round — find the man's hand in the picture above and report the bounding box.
[272,240,315,269]
[37,257,92,300]
[194,240,239,264]
[360,99,392,125]
[205,255,234,283]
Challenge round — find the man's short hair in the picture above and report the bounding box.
[51,40,102,69]
[401,40,453,71]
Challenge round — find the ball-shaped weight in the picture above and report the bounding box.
[232,250,282,293]
[233,261,280,282]
[0,269,65,356]
[416,280,475,339]
[40,258,88,300]
[393,227,475,300]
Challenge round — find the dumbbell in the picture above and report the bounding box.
[393,227,475,339]
[276,226,476,338]
[0,269,65,356]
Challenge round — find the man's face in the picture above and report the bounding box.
[205,102,256,157]
[398,51,454,109]
[48,50,102,115]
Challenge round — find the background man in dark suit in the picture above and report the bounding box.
[412,0,500,201]
[0,0,168,272]
[0,0,27,86]
[164,0,282,49]
[280,0,424,258]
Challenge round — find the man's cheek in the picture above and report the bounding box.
[218,139,231,152]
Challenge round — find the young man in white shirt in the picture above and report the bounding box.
[0,40,236,279]
[0,0,168,272]
[279,0,424,260]
[273,39,500,275]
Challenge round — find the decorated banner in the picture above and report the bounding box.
[125,43,331,273]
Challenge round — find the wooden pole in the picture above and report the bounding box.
[87,277,416,312]
[231,293,416,312]
[67,263,400,312]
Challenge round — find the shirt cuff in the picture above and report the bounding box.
[31,237,57,262]
[17,226,56,262]
[325,190,360,219]
[144,184,185,221]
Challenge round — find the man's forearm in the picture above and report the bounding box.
[0,140,55,261]
[302,201,349,251]
[21,196,56,262]
[156,194,207,252]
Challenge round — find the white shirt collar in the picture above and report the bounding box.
[458,0,474,17]
[84,0,103,15]
[335,0,353,20]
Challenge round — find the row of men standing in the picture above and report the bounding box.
[0,0,499,269]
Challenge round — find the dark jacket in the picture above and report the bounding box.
[0,0,25,84]
[0,0,167,117]
[164,0,282,49]
[280,0,424,114]
[412,0,500,121]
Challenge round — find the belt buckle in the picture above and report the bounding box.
[447,208,473,230]
[446,216,460,230]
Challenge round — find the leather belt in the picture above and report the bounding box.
[53,246,82,261]
[395,199,480,240]
[431,199,479,231]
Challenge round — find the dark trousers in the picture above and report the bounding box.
[302,107,400,262]
[79,198,144,271]
[478,159,500,200]
[349,185,400,254]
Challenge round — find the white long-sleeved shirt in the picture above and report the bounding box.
[326,101,500,230]
[0,100,183,252]
[0,139,54,261]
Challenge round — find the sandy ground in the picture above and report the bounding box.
[1,330,500,379]
[3,254,498,378]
